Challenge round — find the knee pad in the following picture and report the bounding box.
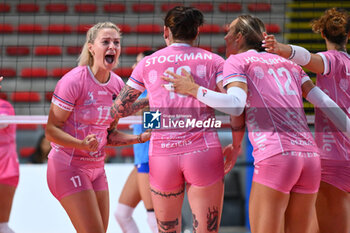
[0,223,15,233]
[146,211,158,233]
[114,203,139,233]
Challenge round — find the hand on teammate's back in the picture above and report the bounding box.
[161,69,198,97]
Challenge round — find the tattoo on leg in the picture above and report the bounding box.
[157,218,178,231]
[150,188,184,198]
[192,214,199,233]
[207,206,219,232]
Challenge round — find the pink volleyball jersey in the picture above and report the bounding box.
[50,66,125,167]
[223,50,318,163]
[127,43,224,156]
[0,99,17,159]
[315,50,350,160]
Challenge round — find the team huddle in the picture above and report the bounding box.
[0,5,350,233]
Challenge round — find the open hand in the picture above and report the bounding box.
[161,69,198,97]
[223,144,241,174]
[262,32,281,54]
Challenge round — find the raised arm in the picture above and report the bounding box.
[302,79,350,139]
[110,85,149,119]
[263,34,325,74]
[161,69,247,116]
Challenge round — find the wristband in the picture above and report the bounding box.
[288,45,311,66]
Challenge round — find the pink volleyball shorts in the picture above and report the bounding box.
[47,157,108,200]
[149,147,224,191]
[253,151,321,194]
[320,158,350,193]
[0,153,19,187]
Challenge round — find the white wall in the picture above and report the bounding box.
[10,164,151,233]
